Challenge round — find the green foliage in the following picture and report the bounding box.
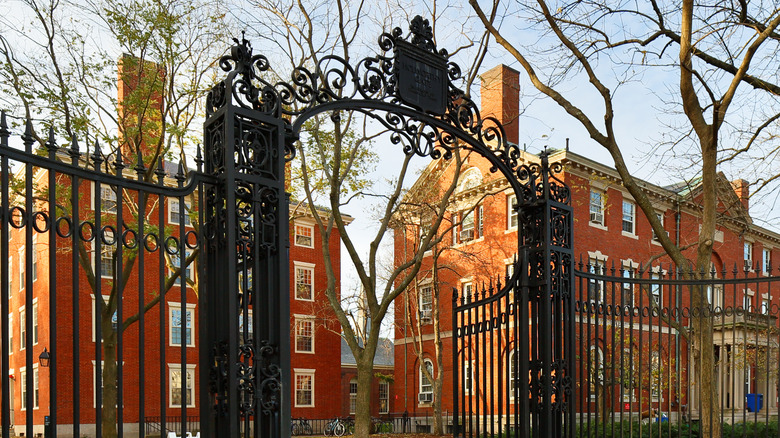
[573,420,779,438]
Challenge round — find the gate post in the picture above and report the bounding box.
[518,151,574,437]
[200,39,291,438]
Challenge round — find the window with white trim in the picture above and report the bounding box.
[19,307,25,350]
[33,367,38,409]
[510,350,519,397]
[379,381,389,414]
[745,242,754,270]
[32,302,38,345]
[169,303,195,347]
[507,194,518,229]
[763,248,772,273]
[169,364,196,408]
[294,370,315,407]
[652,211,665,241]
[477,205,484,237]
[294,317,314,353]
[169,199,192,226]
[18,247,24,291]
[650,272,662,305]
[762,296,770,314]
[295,264,314,301]
[7,257,11,295]
[622,200,635,234]
[349,378,358,414]
[419,285,433,324]
[464,360,473,395]
[462,281,473,304]
[419,359,433,404]
[744,291,753,312]
[294,223,314,248]
[31,236,37,282]
[460,211,475,242]
[170,250,194,285]
[8,313,12,352]
[621,268,634,305]
[650,352,661,400]
[97,185,117,214]
[588,258,605,303]
[589,190,605,225]
[20,368,27,410]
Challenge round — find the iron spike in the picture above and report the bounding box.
[69,134,80,164]
[92,138,103,171]
[22,118,34,152]
[135,147,146,179]
[114,147,125,172]
[46,126,57,153]
[195,143,203,172]
[0,111,9,147]
[155,157,165,184]
[176,161,185,186]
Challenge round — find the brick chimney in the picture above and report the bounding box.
[731,179,749,212]
[480,65,520,146]
[118,54,165,160]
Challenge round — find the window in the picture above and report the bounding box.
[294,370,314,407]
[169,365,196,408]
[587,258,605,303]
[762,297,770,314]
[650,272,662,305]
[477,205,484,237]
[31,237,37,282]
[419,285,433,324]
[7,257,11,295]
[170,250,194,285]
[650,352,661,400]
[621,268,634,305]
[8,313,12,352]
[19,248,24,291]
[744,292,753,312]
[169,303,194,347]
[745,242,754,270]
[295,317,314,353]
[20,369,27,410]
[294,223,314,248]
[764,248,772,273]
[99,186,117,214]
[169,199,192,226]
[507,194,518,229]
[295,264,314,301]
[589,190,604,225]
[462,282,473,304]
[509,351,519,397]
[33,367,39,409]
[652,212,665,241]
[622,201,635,234]
[460,211,475,242]
[19,308,25,350]
[32,303,38,345]
[419,359,433,404]
[379,381,389,414]
[349,378,357,414]
[707,285,723,309]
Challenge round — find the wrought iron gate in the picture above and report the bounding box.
[452,152,575,438]
[0,14,557,438]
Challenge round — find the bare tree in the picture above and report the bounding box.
[469,2,780,436]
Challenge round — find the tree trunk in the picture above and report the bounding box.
[101,318,118,438]
[354,359,375,438]
[432,377,444,434]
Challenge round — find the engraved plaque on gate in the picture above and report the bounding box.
[394,40,447,115]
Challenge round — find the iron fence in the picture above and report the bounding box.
[287,412,456,435]
[576,258,780,436]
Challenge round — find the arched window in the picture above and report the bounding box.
[419,359,433,404]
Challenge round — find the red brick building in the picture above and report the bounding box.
[340,338,395,418]
[392,64,780,421]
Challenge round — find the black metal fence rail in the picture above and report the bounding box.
[288,412,456,435]
[144,415,201,436]
[575,259,780,437]
[0,112,210,438]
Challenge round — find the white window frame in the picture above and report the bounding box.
[763,248,772,274]
[33,365,39,409]
[462,280,473,305]
[652,211,666,243]
[460,210,475,242]
[294,315,315,354]
[19,306,25,351]
[294,369,315,408]
[419,359,434,405]
[18,247,24,291]
[477,204,484,237]
[169,302,196,348]
[31,236,37,282]
[464,359,474,396]
[762,294,770,315]
[170,250,194,285]
[621,265,634,306]
[589,190,605,226]
[419,285,433,324]
[8,313,12,353]
[650,351,661,400]
[509,351,518,399]
[92,183,117,214]
[745,241,754,271]
[587,257,606,303]
[349,378,358,414]
[507,194,518,230]
[744,289,755,312]
[621,200,636,236]
[20,367,27,411]
[7,256,12,295]
[32,302,38,345]
[379,380,390,414]
[168,199,192,226]
[294,262,315,301]
[168,363,197,408]
[294,222,314,248]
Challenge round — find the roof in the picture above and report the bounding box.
[341,337,394,367]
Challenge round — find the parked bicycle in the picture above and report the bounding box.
[291,418,313,436]
[324,417,352,437]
